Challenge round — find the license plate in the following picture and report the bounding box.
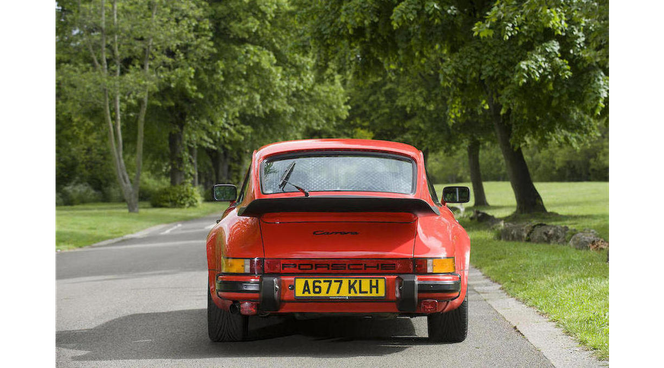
[294,277,386,299]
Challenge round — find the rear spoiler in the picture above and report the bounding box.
[237,196,440,216]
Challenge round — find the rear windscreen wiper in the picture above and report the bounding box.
[278,162,310,197]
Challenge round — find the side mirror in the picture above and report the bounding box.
[442,186,470,203]
[213,184,237,202]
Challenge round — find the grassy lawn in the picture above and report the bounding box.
[56,202,229,251]
[435,181,609,360]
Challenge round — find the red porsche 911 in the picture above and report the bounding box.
[206,139,470,342]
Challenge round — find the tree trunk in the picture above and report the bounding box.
[169,121,185,186]
[86,0,157,213]
[126,0,156,212]
[467,139,489,207]
[206,149,219,183]
[491,114,546,214]
[206,147,229,184]
[483,80,546,214]
[97,0,152,213]
[190,145,198,187]
[219,148,229,183]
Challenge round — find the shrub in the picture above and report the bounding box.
[150,184,201,208]
[101,184,125,203]
[60,183,102,205]
[200,185,216,202]
[139,173,170,201]
[53,192,65,206]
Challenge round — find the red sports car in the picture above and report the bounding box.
[207,139,471,342]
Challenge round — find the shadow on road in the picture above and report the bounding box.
[57,309,433,361]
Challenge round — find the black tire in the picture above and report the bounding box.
[207,288,248,342]
[427,296,468,343]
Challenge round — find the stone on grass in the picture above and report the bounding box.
[569,230,607,250]
[470,210,503,228]
[529,225,570,244]
[500,223,541,242]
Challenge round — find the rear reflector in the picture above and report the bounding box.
[240,302,258,315]
[420,299,439,313]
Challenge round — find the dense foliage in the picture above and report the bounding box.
[56,0,608,213]
[430,124,609,183]
[150,184,202,208]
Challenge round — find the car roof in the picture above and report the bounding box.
[255,139,422,161]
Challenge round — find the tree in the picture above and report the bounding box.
[57,0,210,212]
[301,0,608,214]
[465,0,608,212]
[190,0,349,187]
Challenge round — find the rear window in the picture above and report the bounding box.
[261,153,416,195]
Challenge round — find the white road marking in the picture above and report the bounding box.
[160,223,182,235]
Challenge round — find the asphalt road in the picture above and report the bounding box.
[56,213,558,367]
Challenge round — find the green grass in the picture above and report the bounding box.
[435,181,609,360]
[56,202,228,251]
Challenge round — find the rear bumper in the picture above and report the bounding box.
[215,273,462,314]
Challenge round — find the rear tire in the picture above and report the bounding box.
[208,287,248,342]
[427,296,468,343]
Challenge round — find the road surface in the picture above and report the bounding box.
[56,212,595,367]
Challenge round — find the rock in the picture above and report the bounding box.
[470,210,503,227]
[500,223,541,242]
[589,239,611,250]
[470,210,494,222]
[569,231,606,250]
[529,225,569,244]
[499,222,571,243]
[496,221,608,250]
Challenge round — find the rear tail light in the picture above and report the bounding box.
[221,257,263,274]
[414,258,455,274]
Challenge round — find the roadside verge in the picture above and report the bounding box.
[469,267,607,367]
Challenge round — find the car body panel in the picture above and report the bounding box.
[259,212,417,259]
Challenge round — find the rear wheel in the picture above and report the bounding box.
[427,296,468,343]
[207,287,248,342]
